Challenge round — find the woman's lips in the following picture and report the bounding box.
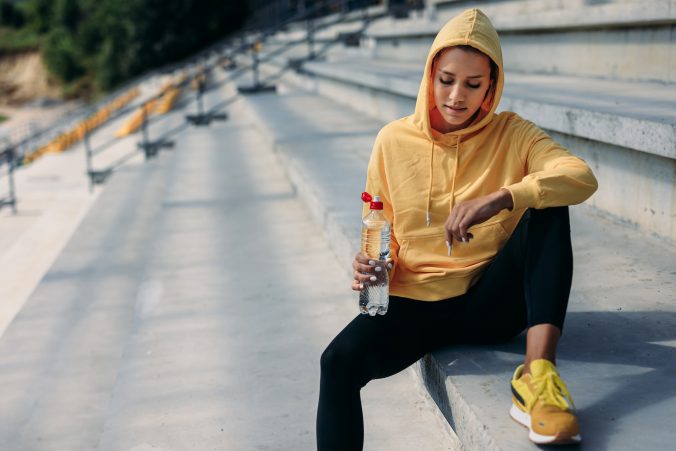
[444,105,467,116]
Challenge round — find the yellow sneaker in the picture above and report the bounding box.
[510,359,581,445]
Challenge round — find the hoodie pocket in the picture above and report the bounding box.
[396,222,510,285]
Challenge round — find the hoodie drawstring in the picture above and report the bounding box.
[448,135,460,224]
[426,141,434,226]
[449,135,461,216]
[427,136,462,227]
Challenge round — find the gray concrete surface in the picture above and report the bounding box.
[420,205,676,450]
[237,85,676,450]
[254,54,676,243]
[366,1,676,84]
[373,0,676,34]
[0,78,179,338]
[298,58,676,159]
[0,143,174,450]
[0,76,459,450]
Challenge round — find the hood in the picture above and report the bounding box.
[412,8,504,140]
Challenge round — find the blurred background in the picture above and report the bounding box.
[0,0,248,129]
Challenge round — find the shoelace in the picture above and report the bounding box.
[531,371,576,411]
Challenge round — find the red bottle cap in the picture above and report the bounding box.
[361,191,383,210]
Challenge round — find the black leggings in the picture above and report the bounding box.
[316,207,573,451]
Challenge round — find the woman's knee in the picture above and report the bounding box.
[320,332,372,389]
[320,338,357,376]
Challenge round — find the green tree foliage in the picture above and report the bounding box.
[23,0,53,33]
[0,0,26,28]
[42,26,84,82]
[18,0,250,93]
[53,0,80,32]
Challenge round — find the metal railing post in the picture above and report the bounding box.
[84,127,94,191]
[141,105,152,159]
[252,44,260,87]
[238,40,276,94]
[1,149,18,214]
[197,88,205,118]
[187,70,228,126]
[307,17,315,60]
[8,150,16,214]
[138,102,174,158]
[84,126,111,188]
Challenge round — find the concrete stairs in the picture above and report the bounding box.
[0,80,188,449]
[0,67,459,450]
[227,0,676,448]
[372,0,676,82]
[0,78,177,339]
[233,76,676,451]
[255,0,676,243]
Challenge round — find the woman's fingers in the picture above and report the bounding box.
[450,207,466,242]
[351,279,364,291]
[458,214,475,242]
[444,213,454,247]
[353,268,375,282]
[445,192,510,249]
[354,252,372,265]
[447,204,476,243]
[353,255,376,273]
[352,253,393,290]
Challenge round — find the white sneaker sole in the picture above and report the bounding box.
[510,404,582,445]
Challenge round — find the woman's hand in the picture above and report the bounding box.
[444,189,513,244]
[351,253,394,291]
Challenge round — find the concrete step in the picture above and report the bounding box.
[235,84,676,450]
[272,15,369,43]
[250,53,676,243]
[0,73,458,451]
[420,0,676,32]
[431,0,654,8]
[96,108,458,451]
[0,74,194,449]
[298,57,676,158]
[0,142,176,450]
[293,0,675,84]
[0,80,182,339]
[275,3,387,35]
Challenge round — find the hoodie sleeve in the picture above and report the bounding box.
[363,129,400,266]
[503,118,598,210]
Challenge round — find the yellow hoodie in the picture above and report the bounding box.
[363,8,598,301]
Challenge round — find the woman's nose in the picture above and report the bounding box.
[448,85,465,102]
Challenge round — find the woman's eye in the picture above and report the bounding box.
[439,78,481,89]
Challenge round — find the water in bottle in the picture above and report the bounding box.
[359,192,391,316]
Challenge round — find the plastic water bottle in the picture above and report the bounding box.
[359,192,391,316]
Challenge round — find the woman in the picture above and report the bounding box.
[317,8,598,450]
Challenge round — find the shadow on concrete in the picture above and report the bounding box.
[430,311,676,450]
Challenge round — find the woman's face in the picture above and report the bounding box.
[430,47,492,134]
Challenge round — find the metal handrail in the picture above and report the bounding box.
[207,3,382,119]
[1,0,381,211]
